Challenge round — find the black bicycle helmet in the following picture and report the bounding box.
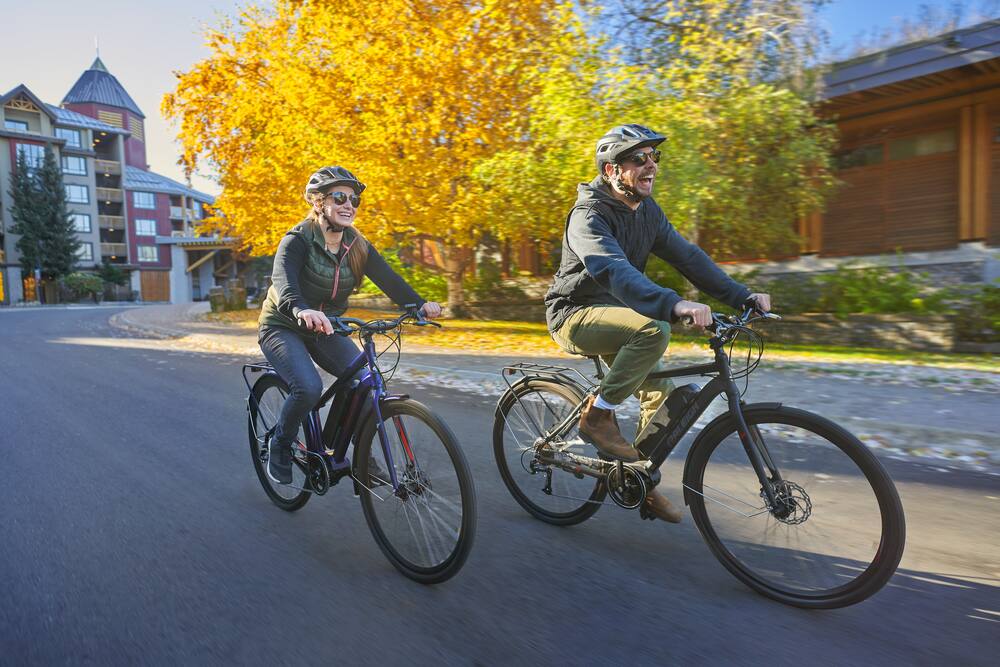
[594,124,666,173]
[304,165,366,202]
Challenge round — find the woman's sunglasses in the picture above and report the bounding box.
[620,149,662,167]
[326,191,361,208]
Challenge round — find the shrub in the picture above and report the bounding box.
[951,281,1000,343]
[465,256,529,302]
[813,262,943,318]
[63,272,104,302]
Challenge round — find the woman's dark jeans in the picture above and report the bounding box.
[259,325,364,448]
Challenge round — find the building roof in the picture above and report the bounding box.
[824,19,1000,99]
[124,165,215,203]
[62,57,144,117]
[1,84,57,121]
[45,104,129,134]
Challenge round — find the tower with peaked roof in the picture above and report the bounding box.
[62,57,148,171]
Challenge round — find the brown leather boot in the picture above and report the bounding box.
[578,395,640,462]
[643,489,683,523]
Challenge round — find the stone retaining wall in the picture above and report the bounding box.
[350,296,992,353]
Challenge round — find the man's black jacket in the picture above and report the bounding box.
[544,177,751,333]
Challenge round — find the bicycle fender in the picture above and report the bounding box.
[680,402,782,506]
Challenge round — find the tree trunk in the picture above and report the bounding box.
[443,244,468,318]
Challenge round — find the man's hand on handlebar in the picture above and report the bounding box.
[747,293,772,313]
[296,309,335,335]
[420,301,443,319]
[673,300,713,328]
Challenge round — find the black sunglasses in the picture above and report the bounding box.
[620,148,661,167]
[326,191,361,208]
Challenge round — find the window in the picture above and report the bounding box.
[61,156,87,176]
[55,127,82,148]
[888,129,957,160]
[5,119,28,131]
[71,213,92,233]
[76,243,94,262]
[835,144,883,170]
[135,219,157,236]
[137,245,158,262]
[65,184,89,204]
[133,191,156,209]
[16,143,45,169]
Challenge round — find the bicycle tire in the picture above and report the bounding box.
[355,398,476,584]
[685,405,905,609]
[247,373,311,512]
[493,379,606,526]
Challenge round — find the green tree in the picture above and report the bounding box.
[474,0,837,264]
[8,147,80,286]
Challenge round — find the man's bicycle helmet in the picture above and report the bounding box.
[594,124,666,173]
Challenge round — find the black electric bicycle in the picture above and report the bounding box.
[493,305,905,608]
[244,309,476,584]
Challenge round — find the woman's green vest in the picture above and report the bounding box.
[258,221,360,329]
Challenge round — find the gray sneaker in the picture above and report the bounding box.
[267,438,293,485]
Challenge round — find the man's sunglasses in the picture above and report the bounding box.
[620,148,661,167]
[326,191,361,208]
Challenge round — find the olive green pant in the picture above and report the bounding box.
[551,306,675,434]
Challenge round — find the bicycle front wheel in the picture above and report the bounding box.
[356,398,476,584]
[686,405,905,609]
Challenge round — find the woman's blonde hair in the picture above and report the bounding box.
[307,193,370,291]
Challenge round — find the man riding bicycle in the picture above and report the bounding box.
[544,124,771,523]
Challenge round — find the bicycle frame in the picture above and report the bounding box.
[640,336,784,508]
[506,334,784,509]
[246,331,413,493]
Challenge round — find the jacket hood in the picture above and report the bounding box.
[576,176,634,214]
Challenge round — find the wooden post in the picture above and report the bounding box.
[959,105,974,240]
[973,103,990,240]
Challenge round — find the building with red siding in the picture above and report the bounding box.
[1,58,239,304]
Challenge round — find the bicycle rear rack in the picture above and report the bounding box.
[501,361,598,393]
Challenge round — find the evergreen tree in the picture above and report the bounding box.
[8,146,80,284]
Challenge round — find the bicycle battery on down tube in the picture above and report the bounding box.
[634,383,700,459]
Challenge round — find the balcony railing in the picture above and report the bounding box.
[96,187,123,203]
[99,215,125,231]
[100,243,128,258]
[94,159,121,176]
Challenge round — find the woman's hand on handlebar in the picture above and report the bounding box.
[296,309,335,335]
[420,301,443,319]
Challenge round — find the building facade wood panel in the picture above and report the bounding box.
[140,270,170,302]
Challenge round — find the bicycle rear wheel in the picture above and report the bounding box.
[248,374,311,512]
[686,405,905,609]
[356,398,476,584]
[493,379,606,525]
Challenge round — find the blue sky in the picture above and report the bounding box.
[0,0,993,196]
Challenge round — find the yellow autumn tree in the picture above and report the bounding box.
[163,0,576,311]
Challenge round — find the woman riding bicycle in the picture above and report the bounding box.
[258,166,442,484]
[544,124,771,523]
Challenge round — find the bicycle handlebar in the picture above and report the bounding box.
[680,297,782,334]
[331,306,442,337]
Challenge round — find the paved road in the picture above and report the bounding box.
[1,307,998,664]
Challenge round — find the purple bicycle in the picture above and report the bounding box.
[243,308,476,584]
